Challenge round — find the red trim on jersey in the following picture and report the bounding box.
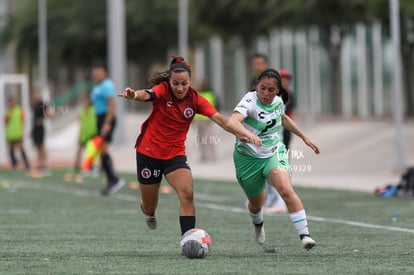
[135,82,217,160]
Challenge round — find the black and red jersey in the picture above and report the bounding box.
[135,82,217,159]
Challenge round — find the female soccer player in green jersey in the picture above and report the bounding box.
[226,68,320,250]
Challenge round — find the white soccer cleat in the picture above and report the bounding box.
[140,204,157,230]
[252,222,265,244]
[107,179,125,195]
[101,179,125,196]
[301,236,316,250]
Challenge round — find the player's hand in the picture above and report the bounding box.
[240,134,261,146]
[117,87,136,99]
[303,137,320,154]
[101,122,111,136]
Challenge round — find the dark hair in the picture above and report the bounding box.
[256,69,289,104]
[91,61,107,70]
[251,53,269,63]
[149,56,192,86]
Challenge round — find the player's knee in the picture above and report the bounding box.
[278,187,294,201]
[177,188,194,203]
[249,204,262,213]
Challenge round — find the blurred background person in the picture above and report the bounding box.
[31,90,49,175]
[90,65,124,196]
[193,79,219,162]
[279,69,295,149]
[250,53,269,90]
[4,96,31,172]
[73,95,98,175]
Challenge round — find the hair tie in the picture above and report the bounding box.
[171,55,191,67]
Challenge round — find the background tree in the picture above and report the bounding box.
[0,0,192,91]
[0,0,107,91]
[1,0,412,116]
[125,0,203,86]
[373,0,414,116]
[400,0,414,116]
[194,0,285,80]
[281,0,383,114]
[193,0,386,114]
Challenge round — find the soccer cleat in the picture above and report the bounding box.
[263,199,287,213]
[101,179,125,196]
[301,235,316,250]
[140,204,157,230]
[252,222,265,244]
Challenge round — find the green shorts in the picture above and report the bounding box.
[233,146,290,198]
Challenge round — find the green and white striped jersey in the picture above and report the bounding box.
[234,91,285,158]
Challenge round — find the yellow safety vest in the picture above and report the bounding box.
[79,106,98,143]
[194,90,217,120]
[5,106,24,141]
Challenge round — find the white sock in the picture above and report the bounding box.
[289,209,309,236]
[249,208,263,225]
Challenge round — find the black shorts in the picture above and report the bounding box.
[31,126,44,146]
[136,152,190,184]
[97,114,116,142]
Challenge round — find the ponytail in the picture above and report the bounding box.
[148,56,192,86]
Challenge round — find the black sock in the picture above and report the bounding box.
[180,216,196,235]
[254,221,264,227]
[300,234,310,240]
[21,150,30,169]
[9,148,17,168]
[101,153,118,182]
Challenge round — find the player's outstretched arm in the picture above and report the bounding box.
[214,112,261,146]
[282,114,320,154]
[117,87,151,102]
[209,112,258,144]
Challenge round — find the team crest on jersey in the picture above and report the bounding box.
[183,107,194,118]
[141,168,152,179]
[275,107,282,116]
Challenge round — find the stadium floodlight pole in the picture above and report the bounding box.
[38,0,49,102]
[107,0,126,144]
[178,0,188,59]
[389,0,405,172]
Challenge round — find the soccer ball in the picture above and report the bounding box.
[180,228,212,259]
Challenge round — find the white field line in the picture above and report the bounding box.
[11,180,414,234]
[308,216,414,234]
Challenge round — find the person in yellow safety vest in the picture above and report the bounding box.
[4,97,31,171]
[74,96,98,174]
[193,79,218,162]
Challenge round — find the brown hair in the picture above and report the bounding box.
[149,56,192,86]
